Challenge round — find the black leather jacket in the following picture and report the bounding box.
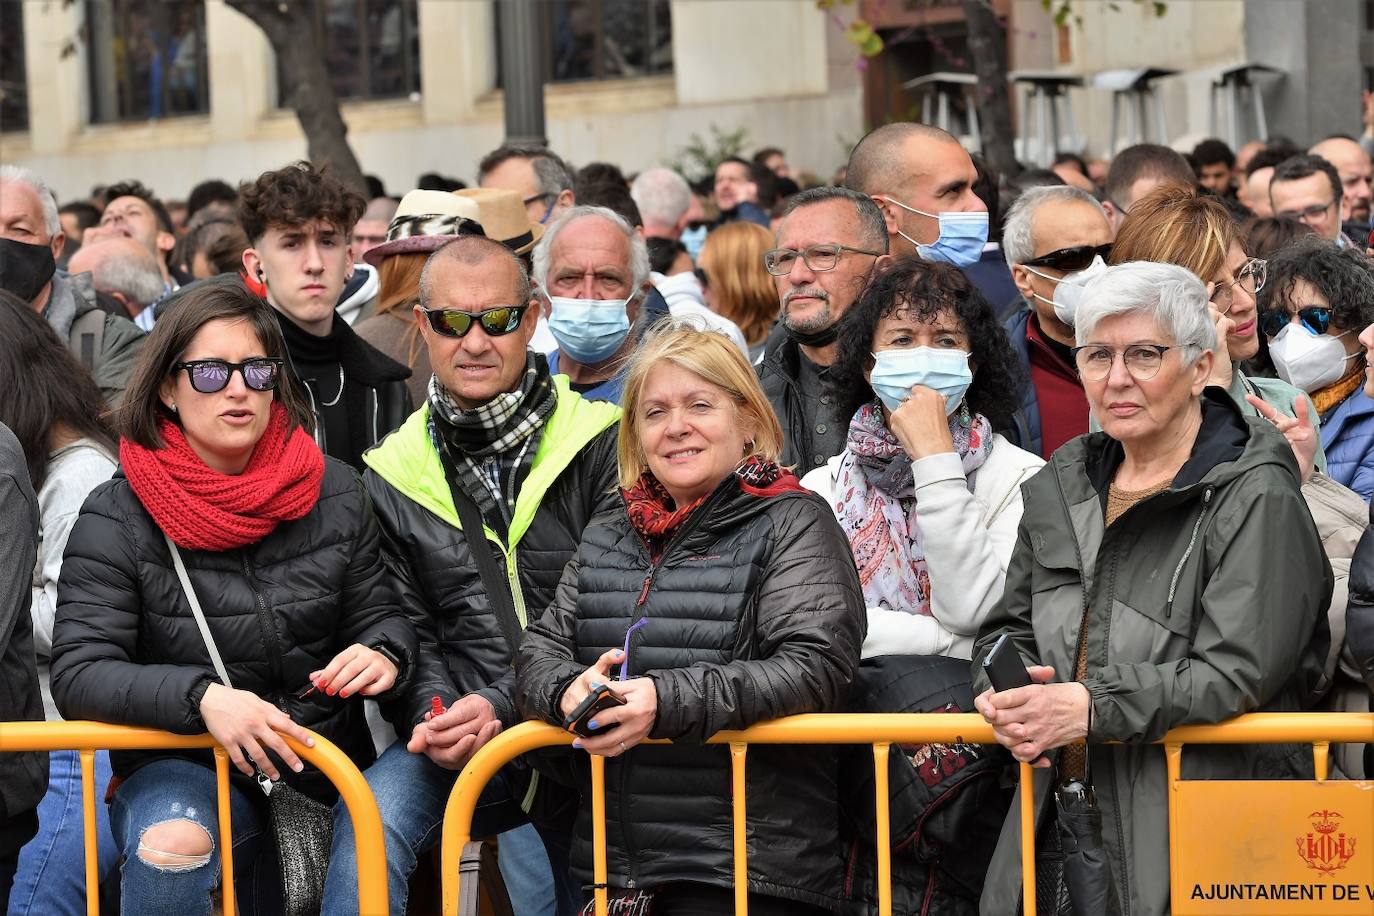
[516,477,866,907]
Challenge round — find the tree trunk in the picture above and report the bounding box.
[960,0,1021,181]
[225,0,368,195]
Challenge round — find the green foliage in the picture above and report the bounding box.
[814,0,884,58]
[668,125,751,185]
[1043,0,1167,27]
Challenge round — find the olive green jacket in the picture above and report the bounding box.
[972,389,1332,916]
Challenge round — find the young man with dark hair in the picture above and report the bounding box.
[713,156,772,227]
[96,180,180,286]
[1270,153,1350,245]
[1101,143,1196,230]
[1191,138,1237,197]
[238,161,412,469]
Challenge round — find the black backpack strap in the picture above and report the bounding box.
[446,473,523,658]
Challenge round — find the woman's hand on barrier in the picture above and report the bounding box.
[974,665,1090,767]
[199,682,315,779]
[407,693,502,770]
[559,647,626,720]
[309,643,399,699]
[574,676,658,757]
[1245,393,1317,483]
[886,386,956,461]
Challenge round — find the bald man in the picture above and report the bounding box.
[844,122,988,267]
[67,236,167,330]
[1310,136,1372,227]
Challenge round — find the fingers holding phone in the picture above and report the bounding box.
[571,677,658,757]
[559,647,626,720]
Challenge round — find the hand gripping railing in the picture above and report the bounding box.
[0,721,388,916]
[441,712,1374,916]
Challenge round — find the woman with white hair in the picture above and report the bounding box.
[971,261,1331,915]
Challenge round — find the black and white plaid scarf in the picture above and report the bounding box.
[428,352,557,537]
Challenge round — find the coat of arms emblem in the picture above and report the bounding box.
[1297,809,1358,875]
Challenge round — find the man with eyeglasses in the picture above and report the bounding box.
[1001,186,1114,458]
[1270,154,1355,247]
[758,186,891,469]
[532,205,652,404]
[238,162,412,471]
[322,235,621,916]
[478,145,577,227]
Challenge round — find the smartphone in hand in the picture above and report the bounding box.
[563,683,628,738]
[982,633,1034,692]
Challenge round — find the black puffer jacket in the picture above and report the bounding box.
[50,459,417,802]
[516,476,867,908]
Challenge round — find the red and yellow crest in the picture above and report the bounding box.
[1296,809,1358,875]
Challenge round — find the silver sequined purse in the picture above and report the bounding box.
[166,533,334,916]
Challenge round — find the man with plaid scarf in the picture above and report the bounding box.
[321,237,621,916]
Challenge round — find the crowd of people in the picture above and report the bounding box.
[0,113,1372,916]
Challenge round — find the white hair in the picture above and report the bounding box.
[531,205,651,294]
[1002,185,1106,267]
[1075,261,1216,366]
[0,165,61,237]
[86,242,166,308]
[630,168,692,230]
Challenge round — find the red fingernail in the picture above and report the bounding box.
[326,687,336,696]
[339,690,349,698]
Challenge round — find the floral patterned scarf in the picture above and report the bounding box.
[832,401,992,616]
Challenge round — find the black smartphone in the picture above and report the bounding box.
[982,633,1033,692]
[563,683,628,738]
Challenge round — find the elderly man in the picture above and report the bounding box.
[67,236,166,331]
[1002,185,1114,458]
[0,166,144,407]
[1271,154,1352,246]
[1100,143,1196,231]
[758,186,890,470]
[630,167,704,242]
[94,180,179,288]
[531,205,651,403]
[844,122,987,267]
[1310,136,1373,232]
[320,235,619,916]
[478,145,577,227]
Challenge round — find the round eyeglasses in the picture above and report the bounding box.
[1071,344,1173,382]
[1208,258,1266,314]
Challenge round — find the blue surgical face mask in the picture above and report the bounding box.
[883,197,988,268]
[869,346,973,415]
[547,295,634,365]
[680,225,707,262]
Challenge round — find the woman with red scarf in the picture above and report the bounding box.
[517,321,866,915]
[49,276,416,915]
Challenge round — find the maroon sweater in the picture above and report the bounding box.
[1026,315,1089,458]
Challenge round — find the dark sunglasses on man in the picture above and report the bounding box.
[420,305,529,339]
[1021,243,1113,273]
[1258,306,1332,339]
[172,357,284,394]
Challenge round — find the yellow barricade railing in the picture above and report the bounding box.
[0,721,388,916]
[440,712,1374,916]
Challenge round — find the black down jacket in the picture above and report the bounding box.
[516,477,867,909]
[49,459,417,802]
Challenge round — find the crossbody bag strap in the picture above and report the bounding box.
[164,532,234,689]
[447,476,523,658]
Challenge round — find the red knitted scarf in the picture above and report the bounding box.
[120,403,325,551]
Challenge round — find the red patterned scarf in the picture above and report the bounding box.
[622,455,804,559]
[120,403,325,551]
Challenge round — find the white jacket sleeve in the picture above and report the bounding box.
[912,450,1027,641]
[861,605,956,659]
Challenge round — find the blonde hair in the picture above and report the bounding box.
[617,320,783,490]
[697,221,779,347]
[1109,184,1240,283]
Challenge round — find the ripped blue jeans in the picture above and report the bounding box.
[109,758,271,916]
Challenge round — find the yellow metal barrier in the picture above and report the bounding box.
[440,712,1374,916]
[0,721,389,916]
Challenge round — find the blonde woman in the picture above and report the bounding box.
[517,322,865,915]
[697,221,780,359]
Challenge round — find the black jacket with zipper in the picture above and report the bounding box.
[49,459,417,803]
[516,477,867,908]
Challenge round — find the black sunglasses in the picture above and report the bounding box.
[421,305,529,338]
[1022,243,1113,273]
[172,358,283,394]
[1259,306,1331,339]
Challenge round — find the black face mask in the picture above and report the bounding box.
[0,237,57,303]
[784,322,838,348]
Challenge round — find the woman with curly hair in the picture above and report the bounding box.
[1261,238,1374,499]
[803,258,1043,659]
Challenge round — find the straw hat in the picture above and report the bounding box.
[362,190,485,266]
[453,188,544,255]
